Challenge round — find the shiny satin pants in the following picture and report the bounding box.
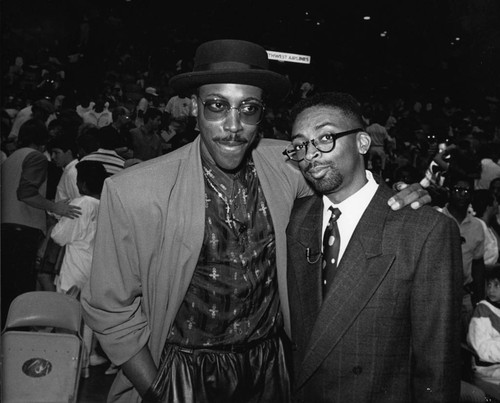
[147,337,290,403]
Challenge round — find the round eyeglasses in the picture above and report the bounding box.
[282,128,364,162]
[198,97,265,126]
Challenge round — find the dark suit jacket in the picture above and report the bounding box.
[287,184,463,403]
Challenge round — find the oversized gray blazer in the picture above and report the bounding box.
[81,135,312,402]
[287,184,463,403]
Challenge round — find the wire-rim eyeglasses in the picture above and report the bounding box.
[198,97,265,126]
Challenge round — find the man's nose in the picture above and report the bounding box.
[304,141,321,161]
[223,108,243,132]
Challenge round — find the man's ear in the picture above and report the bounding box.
[357,131,371,155]
[191,95,199,117]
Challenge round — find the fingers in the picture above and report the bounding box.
[388,183,430,210]
[56,203,82,218]
[66,205,82,218]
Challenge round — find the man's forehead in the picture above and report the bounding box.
[198,83,264,98]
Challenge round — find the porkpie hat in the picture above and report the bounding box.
[169,39,290,101]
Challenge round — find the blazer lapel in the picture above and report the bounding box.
[296,186,396,388]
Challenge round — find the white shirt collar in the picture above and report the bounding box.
[322,170,379,262]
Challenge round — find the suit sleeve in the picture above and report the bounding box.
[81,178,150,365]
[410,214,462,403]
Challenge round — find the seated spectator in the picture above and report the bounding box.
[468,267,500,385]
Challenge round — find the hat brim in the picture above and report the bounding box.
[169,70,290,102]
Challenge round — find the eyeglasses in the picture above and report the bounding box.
[282,128,363,162]
[198,97,265,125]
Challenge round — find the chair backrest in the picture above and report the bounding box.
[3,291,82,335]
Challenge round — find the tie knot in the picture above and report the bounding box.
[328,206,341,222]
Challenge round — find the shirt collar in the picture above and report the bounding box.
[322,170,379,216]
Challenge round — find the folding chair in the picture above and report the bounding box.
[1,291,83,403]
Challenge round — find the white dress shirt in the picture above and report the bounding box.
[322,170,379,263]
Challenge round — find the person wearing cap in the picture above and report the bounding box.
[81,39,430,403]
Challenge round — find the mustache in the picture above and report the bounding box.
[215,135,248,143]
[303,161,331,173]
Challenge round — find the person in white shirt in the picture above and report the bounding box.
[48,134,80,201]
[51,160,110,377]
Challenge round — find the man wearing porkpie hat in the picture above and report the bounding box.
[81,39,429,403]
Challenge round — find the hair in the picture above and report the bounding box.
[486,266,500,283]
[47,133,78,156]
[17,118,49,147]
[111,106,129,122]
[489,177,500,191]
[290,92,366,129]
[98,126,124,149]
[446,172,475,189]
[76,126,100,155]
[76,160,108,195]
[472,189,495,217]
[143,107,163,124]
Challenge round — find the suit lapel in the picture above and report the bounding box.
[296,186,396,388]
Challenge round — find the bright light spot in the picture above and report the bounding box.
[316,22,321,26]
[455,37,460,41]
[363,16,371,21]
[451,41,455,45]
[380,31,387,37]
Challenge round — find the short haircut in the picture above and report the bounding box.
[17,118,49,147]
[98,126,124,149]
[143,108,163,124]
[447,172,475,189]
[47,133,78,156]
[486,266,500,283]
[111,106,129,121]
[76,160,108,195]
[472,189,495,217]
[76,126,100,155]
[290,92,366,129]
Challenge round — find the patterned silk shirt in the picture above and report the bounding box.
[167,155,282,347]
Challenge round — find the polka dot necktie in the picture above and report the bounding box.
[322,206,342,296]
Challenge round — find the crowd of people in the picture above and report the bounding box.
[2,32,500,403]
